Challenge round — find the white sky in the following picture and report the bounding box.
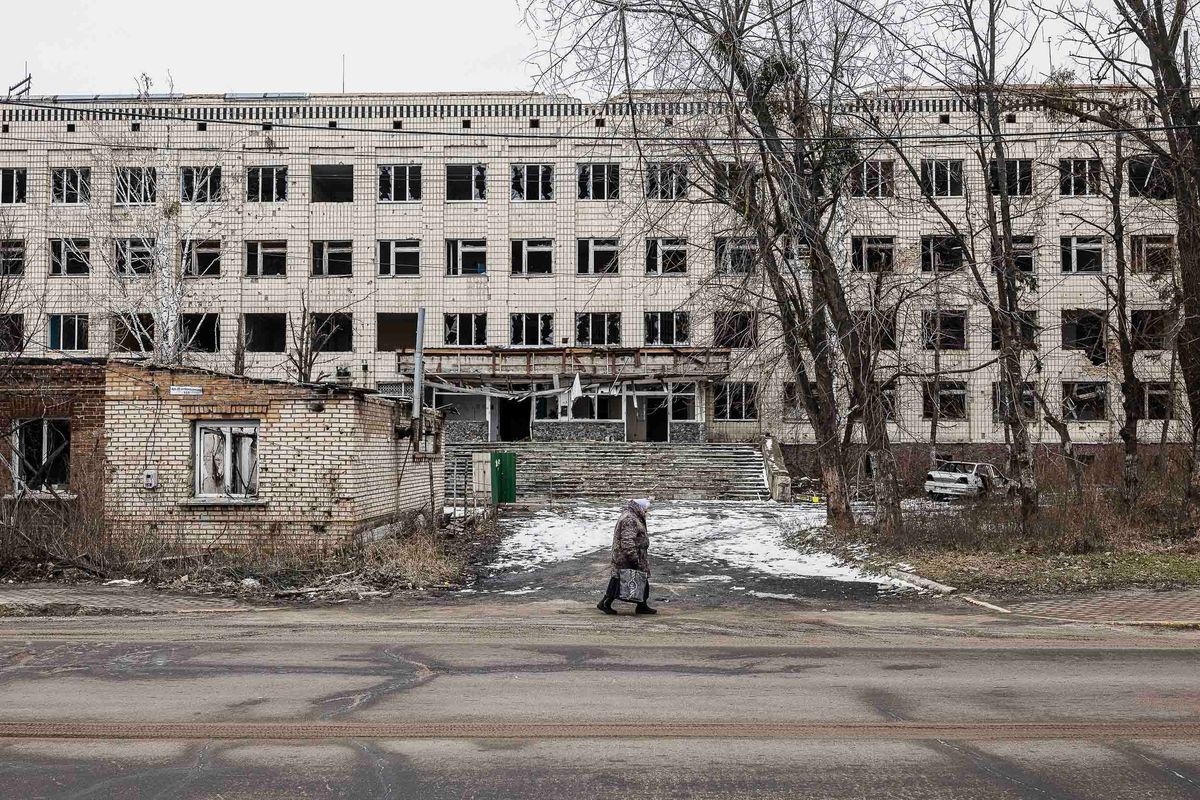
[4,1,540,97]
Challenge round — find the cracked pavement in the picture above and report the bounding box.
[1,595,1199,798]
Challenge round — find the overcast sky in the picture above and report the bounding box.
[4,1,540,97]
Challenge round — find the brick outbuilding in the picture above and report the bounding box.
[0,359,443,552]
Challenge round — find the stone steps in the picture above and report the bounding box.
[444,442,770,501]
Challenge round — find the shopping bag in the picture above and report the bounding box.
[617,569,648,602]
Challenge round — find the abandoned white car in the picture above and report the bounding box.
[924,462,1009,500]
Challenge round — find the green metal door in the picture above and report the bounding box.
[491,452,517,504]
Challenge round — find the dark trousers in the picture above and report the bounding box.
[602,575,650,605]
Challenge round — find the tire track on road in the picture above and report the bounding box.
[1,720,1197,741]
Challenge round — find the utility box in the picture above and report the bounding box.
[471,452,493,504]
[490,451,517,504]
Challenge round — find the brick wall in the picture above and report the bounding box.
[103,362,442,550]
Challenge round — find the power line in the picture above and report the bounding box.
[2,96,1199,146]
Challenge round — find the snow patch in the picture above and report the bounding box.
[491,500,901,587]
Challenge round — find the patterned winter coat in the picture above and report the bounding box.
[610,501,650,578]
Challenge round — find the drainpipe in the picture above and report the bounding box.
[412,306,426,421]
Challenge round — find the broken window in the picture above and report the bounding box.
[1061,236,1103,273]
[376,312,419,350]
[716,237,756,274]
[114,238,156,276]
[0,314,24,351]
[851,236,895,272]
[180,313,220,352]
[534,384,560,420]
[714,381,758,420]
[1059,158,1102,196]
[921,310,968,350]
[1142,382,1173,420]
[379,240,421,277]
[1131,309,1173,350]
[922,381,968,420]
[645,162,688,200]
[182,240,221,277]
[1009,236,1036,273]
[577,238,620,275]
[992,382,1036,422]
[715,162,757,203]
[378,164,422,202]
[645,238,687,275]
[645,311,690,345]
[245,241,287,277]
[510,313,554,346]
[446,164,487,201]
[511,164,554,201]
[446,239,487,275]
[13,418,70,491]
[670,382,697,421]
[1128,155,1173,199]
[1061,309,1107,364]
[247,166,288,202]
[782,381,816,420]
[879,380,899,422]
[115,166,157,204]
[920,159,963,196]
[990,310,1039,350]
[194,421,258,498]
[0,240,25,275]
[310,312,353,352]
[921,235,966,272]
[48,313,89,351]
[849,159,895,197]
[113,313,155,352]
[1062,381,1108,421]
[49,238,90,276]
[511,239,553,275]
[312,241,352,276]
[851,309,897,351]
[0,168,27,204]
[444,313,487,346]
[988,158,1033,196]
[714,311,757,348]
[577,162,620,200]
[180,166,222,202]
[576,312,621,346]
[1130,234,1174,275]
[311,164,354,202]
[51,167,90,204]
[570,390,622,420]
[243,313,287,352]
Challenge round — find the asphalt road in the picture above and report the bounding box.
[2,597,1199,799]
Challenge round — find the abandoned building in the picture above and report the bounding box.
[0,90,1188,497]
[0,359,443,549]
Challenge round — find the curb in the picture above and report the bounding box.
[885,568,957,595]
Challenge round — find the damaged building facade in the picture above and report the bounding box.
[0,91,1188,458]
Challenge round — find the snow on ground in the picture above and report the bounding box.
[490,500,901,587]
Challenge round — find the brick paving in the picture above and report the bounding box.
[1003,589,1200,625]
[0,583,264,614]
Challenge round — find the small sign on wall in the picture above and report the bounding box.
[169,385,203,397]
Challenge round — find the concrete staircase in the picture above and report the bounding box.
[444,441,770,502]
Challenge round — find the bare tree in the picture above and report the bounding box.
[1030,0,1200,526]
[527,0,905,532]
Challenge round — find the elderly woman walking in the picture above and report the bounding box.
[597,498,657,615]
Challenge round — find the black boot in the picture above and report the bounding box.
[634,582,656,614]
[597,577,619,615]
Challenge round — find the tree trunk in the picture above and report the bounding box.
[1171,188,1200,531]
[1045,414,1084,503]
[863,389,901,537]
